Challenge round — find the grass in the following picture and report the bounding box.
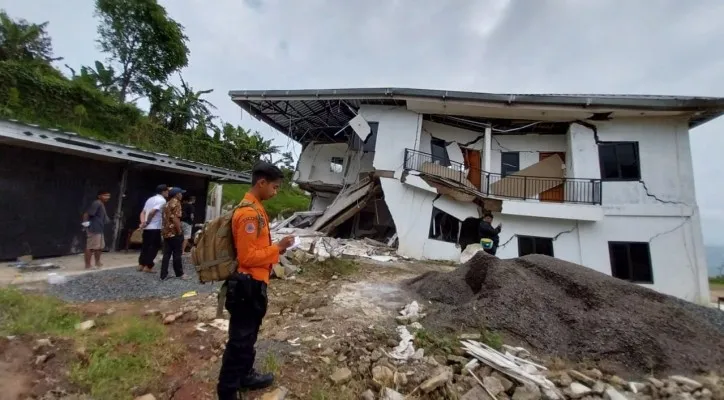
[710,276,724,285]
[0,287,82,336]
[261,352,280,374]
[415,327,503,356]
[301,257,359,279]
[222,183,310,219]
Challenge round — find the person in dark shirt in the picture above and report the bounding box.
[82,190,111,269]
[181,195,196,252]
[478,211,502,256]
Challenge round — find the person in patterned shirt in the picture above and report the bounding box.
[160,187,189,281]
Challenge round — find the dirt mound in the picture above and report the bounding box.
[406,252,724,375]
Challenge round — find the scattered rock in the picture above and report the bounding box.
[143,309,161,316]
[604,387,627,400]
[647,378,664,389]
[105,307,116,315]
[372,365,395,386]
[565,382,592,398]
[360,389,375,400]
[197,307,217,321]
[380,388,405,400]
[670,376,703,391]
[447,355,468,365]
[260,387,289,400]
[592,381,606,395]
[608,376,627,388]
[556,373,574,388]
[629,382,646,394]
[569,370,597,386]
[302,308,316,317]
[491,371,514,392]
[462,386,490,400]
[420,367,453,393]
[35,353,54,365]
[585,369,604,380]
[512,383,542,400]
[320,347,335,356]
[460,333,483,340]
[134,395,156,400]
[330,367,352,385]
[163,312,184,324]
[75,320,95,331]
[33,338,53,352]
[483,376,506,396]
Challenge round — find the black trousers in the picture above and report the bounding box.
[160,235,184,280]
[217,275,268,399]
[138,229,162,268]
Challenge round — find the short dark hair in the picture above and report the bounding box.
[251,161,284,185]
[483,211,494,219]
[97,190,110,196]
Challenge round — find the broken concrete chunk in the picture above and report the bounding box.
[565,382,592,398]
[647,378,664,389]
[359,389,375,400]
[604,387,627,400]
[447,355,468,365]
[35,353,54,365]
[380,388,405,400]
[459,333,482,340]
[491,371,514,392]
[629,382,647,394]
[461,386,490,400]
[372,365,395,386]
[483,376,506,396]
[592,381,607,395]
[75,320,96,331]
[670,376,703,390]
[512,383,542,400]
[420,367,453,393]
[569,370,597,386]
[330,367,352,385]
[260,387,289,400]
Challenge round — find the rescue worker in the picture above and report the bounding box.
[479,211,502,255]
[217,161,295,400]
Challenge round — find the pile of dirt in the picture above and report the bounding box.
[406,252,724,375]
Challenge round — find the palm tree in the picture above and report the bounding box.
[0,10,59,63]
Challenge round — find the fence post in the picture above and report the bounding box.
[523,176,527,200]
[590,179,597,204]
[485,172,490,195]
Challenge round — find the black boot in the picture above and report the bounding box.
[239,369,274,390]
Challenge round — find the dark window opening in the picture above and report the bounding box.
[351,122,379,153]
[598,142,640,180]
[608,241,653,283]
[428,207,460,243]
[430,138,450,166]
[501,152,520,177]
[330,157,344,173]
[518,235,554,257]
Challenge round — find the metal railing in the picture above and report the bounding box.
[403,148,602,205]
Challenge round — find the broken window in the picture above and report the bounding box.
[430,138,450,166]
[350,122,379,152]
[330,157,344,173]
[501,152,520,177]
[428,207,460,243]
[608,241,653,283]
[598,142,640,180]
[517,235,554,257]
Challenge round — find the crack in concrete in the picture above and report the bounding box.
[638,180,688,205]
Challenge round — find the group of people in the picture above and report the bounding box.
[81,183,197,280]
[137,184,197,280]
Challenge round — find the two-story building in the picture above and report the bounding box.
[230,87,724,304]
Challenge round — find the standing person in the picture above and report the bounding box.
[137,184,169,272]
[160,187,189,281]
[181,195,196,253]
[478,211,502,256]
[217,162,295,399]
[82,190,111,269]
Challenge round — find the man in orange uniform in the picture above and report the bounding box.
[217,161,294,400]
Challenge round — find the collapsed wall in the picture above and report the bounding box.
[406,252,724,375]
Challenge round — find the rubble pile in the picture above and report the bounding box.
[406,251,724,374]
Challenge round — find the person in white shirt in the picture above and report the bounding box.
[137,184,169,272]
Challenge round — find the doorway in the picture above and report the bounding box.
[462,148,482,190]
[539,152,565,202]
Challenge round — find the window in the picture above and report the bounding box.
[517,235,554,257]
[598,142,640,180]
[351,122,379,152]
[428,207,460,243]
[430,138,450,166]
[608,242,653,283]
[501,152,520,177]
[330,157,344,173]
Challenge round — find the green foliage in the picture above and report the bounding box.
[0,287,82,336]
[95,0,189,102]
[222,183,310,219]
[710,276,724,285]
[300,258,359,279]
[0,10,58,63]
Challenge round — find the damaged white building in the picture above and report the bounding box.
[230,87,724,304]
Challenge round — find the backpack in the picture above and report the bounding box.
[190,200,263,283]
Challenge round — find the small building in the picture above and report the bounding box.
[0,119,250,260]
[230,87,724,303]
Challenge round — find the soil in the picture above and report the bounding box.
[406,251,724,376]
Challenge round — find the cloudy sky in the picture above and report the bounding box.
[3,0,724,244]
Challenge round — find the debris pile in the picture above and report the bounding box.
[407,251,724,374]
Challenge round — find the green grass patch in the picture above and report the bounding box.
[300,258,359,279]
[415,327,503,356]
[0,287,82,336]
[261,352,280,375]
[222,183,310,219]
[710,276,724,285]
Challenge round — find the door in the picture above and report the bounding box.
[462,148,482,190]
[539,152,565,202]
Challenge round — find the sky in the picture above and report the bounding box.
[2,0,724,244]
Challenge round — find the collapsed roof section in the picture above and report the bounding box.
[229,87,724,144]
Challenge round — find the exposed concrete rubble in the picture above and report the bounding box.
[407,251,724,375]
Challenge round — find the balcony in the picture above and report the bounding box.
[403,148,602,206]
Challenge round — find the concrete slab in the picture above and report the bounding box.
[0,252,140,285]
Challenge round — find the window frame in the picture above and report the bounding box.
[517,235,554,257]
[428,207,460,243]
[329,156,344,174]
[430,138,451,166]
[598,141,641,181]
[501,152,520,177]
[608,241,654,284]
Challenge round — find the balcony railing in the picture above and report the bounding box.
[403,148,602,205]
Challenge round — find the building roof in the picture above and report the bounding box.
[0,119,251,183]
[229,87,724,142]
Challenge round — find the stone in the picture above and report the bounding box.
[459,333,483,340]
[320,347,335,356]
[134,395,156,400]
[163,312,184,324]
[492,371,515,392]
[394,371,407,386]
[143,309,161,316]
[35,353,54,365]
[330,368,352,385]
[565,383,592,399]
[484,376,506,396]
[420,368,453,393]
[570,370,597,386]
[608,376,627,388]
[360,389,375,400]
[462,386,490,400]
[198,307,217,321]
[512,384,542,400]
[303,309,316,317]
[647,378,665,389]
[260,387,289,400]
[542,388,562,400]
[592,381,607,395]
[372,365,395,386]
[448,355,469,365]
[670,376,703,391]
[696,376,720,389]
[556,373,574,388]
[370,350,383,362]
[411,348,425,360]
[75,320,95,331]
[380,388,405,400]
[585,369,604,380]
[33,338,53,352]
[604,387,627,400]
[629,382,647,394]
[105,307,116,315]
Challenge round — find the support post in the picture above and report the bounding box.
[111,165,129,251]
[483,126,492,173]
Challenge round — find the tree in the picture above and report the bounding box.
[146,76,216,134]
[95,0,189,102]
[0,10,59,63]
[66,60,119,96]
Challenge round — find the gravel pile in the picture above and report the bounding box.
[48,258,221,302]
[406,252,724,375]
